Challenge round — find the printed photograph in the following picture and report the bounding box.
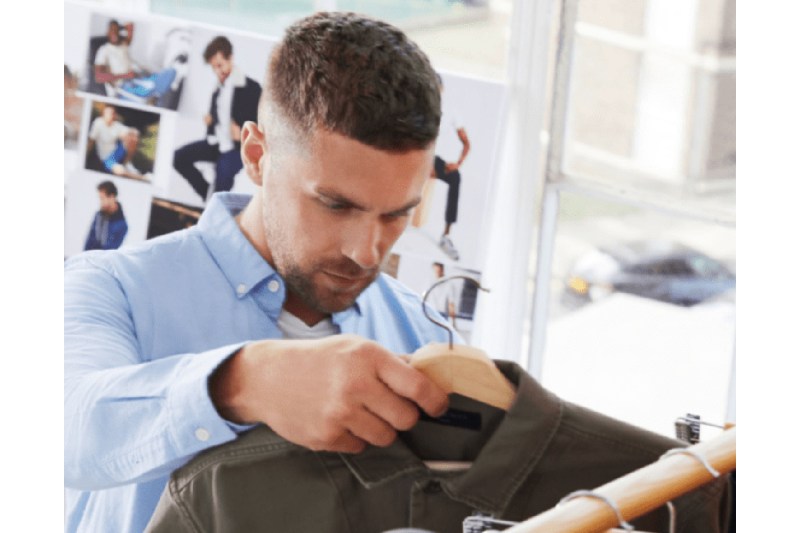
[386,252,484,344]
[166,27,272,206]
[84,100,160,182]
[65,65,84,150]
[84,180,130,251]
[146,197,203,239]
[83,12,191,110]
[398,72,506,271]
[64,173,153,258]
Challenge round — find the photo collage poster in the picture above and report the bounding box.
[64,1,506,344]
[390,74,505,343]
[64,1,270,257]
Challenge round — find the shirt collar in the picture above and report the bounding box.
[332,290,366,323]
[197,192,364,319]
[220,65,246,90]
[339,361,564,515]
[197,192,279,300]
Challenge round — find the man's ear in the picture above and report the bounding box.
[240,121,266,186]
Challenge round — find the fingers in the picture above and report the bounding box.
[231,335,449,456]
[345,408,398,448]
[362,383,421,432]
[376,355,449,418]
[310,409,395,454]
[326,431,367,455]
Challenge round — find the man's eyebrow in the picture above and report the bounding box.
[386,197,422,216]
[316,187,421,215]
[316,188,366,210]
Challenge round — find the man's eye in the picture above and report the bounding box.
[384,210,411,220]
[324,201,349,211]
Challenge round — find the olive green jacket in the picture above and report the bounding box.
[146,361,730,533]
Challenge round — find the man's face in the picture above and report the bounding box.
[123,129,140,151]
[102,106,116,124]
[208,52,234,84]
[257,129,434,317]
[98,191,117,214]
[107,23,120,44]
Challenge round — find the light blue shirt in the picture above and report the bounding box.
[64,193,456,533]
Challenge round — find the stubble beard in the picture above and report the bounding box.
[262,201,379,316]
[281,260,378,315]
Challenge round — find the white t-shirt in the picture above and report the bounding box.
[277,309,339,340]
[89,118,128,160]
[95,42,136,95]
[434,105,466,163]
[211,67,246,153]
[95,42,134,76]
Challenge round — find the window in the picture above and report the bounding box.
[523,0,736,437]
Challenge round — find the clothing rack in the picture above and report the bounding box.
[502,427,736,533]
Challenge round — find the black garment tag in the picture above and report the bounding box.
[419,407,482,431]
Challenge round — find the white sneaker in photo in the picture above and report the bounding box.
[439,235,460,261]
[125,162,141,175]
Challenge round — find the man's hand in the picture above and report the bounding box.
[111,164,144,180]
[444,161,460,173]
[204,114,213,127]
[211,334,449,454]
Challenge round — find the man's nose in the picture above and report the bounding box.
[343,220,383,270]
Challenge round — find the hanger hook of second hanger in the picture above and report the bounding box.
[422,274,490,350]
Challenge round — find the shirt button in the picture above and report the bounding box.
[236,284,247,295]
[267,279,280,293]
[194,428,211,442]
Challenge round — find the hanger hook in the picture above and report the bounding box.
[422,274,489,350]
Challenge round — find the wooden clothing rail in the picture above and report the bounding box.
[503,427,736,533]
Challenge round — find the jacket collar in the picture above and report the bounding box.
[340,361,563,515]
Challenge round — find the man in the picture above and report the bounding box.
[86,104,128,172]
[172,36,262,203]
[65,13,450,532]
[94,19,184,105]
[94,20,138,95]
[431,75,470,261]
[84,180,128,251]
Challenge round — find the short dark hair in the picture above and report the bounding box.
[264,12,441,152]
[97,180,118,197]
[108,19,119,29]
[204,36,233,62]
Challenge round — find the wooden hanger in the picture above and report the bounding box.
[409,341,516,472]
[415,274,516,411]
[411,275,517,471]
[410,342,516,411]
